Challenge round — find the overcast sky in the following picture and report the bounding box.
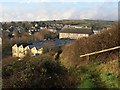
[0,0,118,22]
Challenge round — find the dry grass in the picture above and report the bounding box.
[61,25,119,68]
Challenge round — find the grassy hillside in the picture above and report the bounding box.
[60,24,119,88]
[61,24,119,68]
[2,24,119,88]
[3,53,119,88]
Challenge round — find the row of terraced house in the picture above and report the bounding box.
[12,43,43,58]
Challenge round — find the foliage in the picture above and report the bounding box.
[99,72,118,88]
[73,59,119,88]
[78,79,95,88]
[2,57,76,88]
[61,25,119,68]
[2,49,119,88]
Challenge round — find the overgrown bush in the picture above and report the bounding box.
[2,57,76,88]
[61,25,119,68]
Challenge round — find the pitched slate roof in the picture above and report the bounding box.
[15,38,74,50]
[60,28,93,35]
[16,42,33,48]
[17,42,43,49]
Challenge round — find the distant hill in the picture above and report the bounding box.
[2,19,115,28]
[45,19,116,27]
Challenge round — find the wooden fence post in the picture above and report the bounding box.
[80,46,120,58]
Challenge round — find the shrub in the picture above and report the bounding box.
[78,79,96,88]
[61,25,119,68]
[2,58,76,88]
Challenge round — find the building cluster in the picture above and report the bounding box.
[1,21,112,58]
[12,43,43,58]
[12,39,74,58]
[2,22,64,39]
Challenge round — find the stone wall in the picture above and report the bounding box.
[59,33,89,39]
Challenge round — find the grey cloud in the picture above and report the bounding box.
[1,6,118,22]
